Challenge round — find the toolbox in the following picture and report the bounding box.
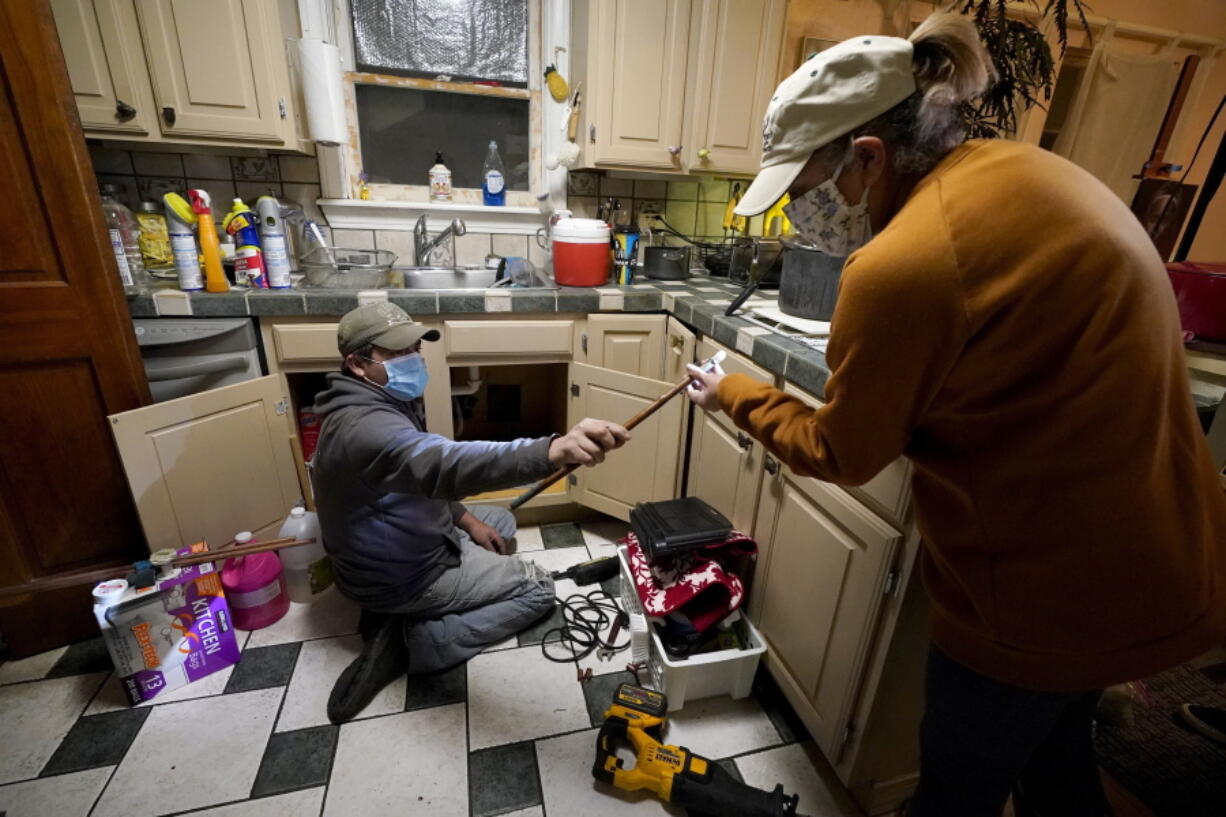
[629,496,732,562]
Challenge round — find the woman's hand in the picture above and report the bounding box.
[685,363,725,413]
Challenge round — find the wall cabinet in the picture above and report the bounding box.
[572,0,785,175]
[51,0,307,150]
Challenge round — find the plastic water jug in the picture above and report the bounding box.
[277,507,333,603]
[221,532,289,629]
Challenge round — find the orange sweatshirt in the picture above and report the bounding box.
[719,139,1226,692]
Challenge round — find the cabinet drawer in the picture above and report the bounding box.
[781,382,913,527]
[271,323,341,363]
[444,320,574,357]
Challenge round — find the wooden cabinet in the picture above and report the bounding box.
[108,375,308,552]
[584,314,667,380]
[753,455,905,761]
[50,0,156,135]
[683,0,787,175]
[686,339,774,533]
[51,0,306,149]
[567,362,688,520]
[572,0,785,175]
[664,316,696,383]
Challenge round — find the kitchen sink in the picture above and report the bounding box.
[399,266,553,290]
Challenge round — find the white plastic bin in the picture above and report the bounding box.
[618,546,766,710]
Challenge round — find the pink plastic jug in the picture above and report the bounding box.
[221,532,289,630]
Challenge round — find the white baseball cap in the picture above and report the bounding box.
[736,35,918,217]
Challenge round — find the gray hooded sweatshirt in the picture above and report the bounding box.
[311,372,554,610]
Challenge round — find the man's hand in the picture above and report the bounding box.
[685,363,725,413]
[549,418,630,468]
[457,512,506,554]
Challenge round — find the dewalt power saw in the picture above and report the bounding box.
[593,683,799,817]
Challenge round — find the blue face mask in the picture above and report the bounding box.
[365,353,428,401]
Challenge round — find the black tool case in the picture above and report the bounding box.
[629,497,732,562]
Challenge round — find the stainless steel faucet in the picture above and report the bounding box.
[413,215,466,266]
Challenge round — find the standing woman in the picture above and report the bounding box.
[687,12,1226,816]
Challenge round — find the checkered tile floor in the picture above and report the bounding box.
[0,519,862,817]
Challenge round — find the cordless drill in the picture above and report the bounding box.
[593,683,800,817]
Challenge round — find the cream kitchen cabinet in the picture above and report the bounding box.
[581,314,667,380]
[108,374,311,552]
[571,0,785,175]
[52,0,308,150]
[685,338,776,533]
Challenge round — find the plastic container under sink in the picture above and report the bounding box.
[221,532,289,630]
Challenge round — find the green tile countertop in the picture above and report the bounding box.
[127,278,833,397]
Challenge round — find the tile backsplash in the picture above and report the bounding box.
[87,145,762,270]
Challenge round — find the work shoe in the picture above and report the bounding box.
[358,608,391,643]
[1178,703,1226,745]
[327,615,410,724]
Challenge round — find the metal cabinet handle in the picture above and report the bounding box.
[667,145,682,156]
[764,455,779,475]
[737,432,752,450]
[115,99,136,121]
[161,106,176,126]
[697,147,710,160]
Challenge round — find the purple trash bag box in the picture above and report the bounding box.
[93,542,241,705]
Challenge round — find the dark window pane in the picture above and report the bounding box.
[356,84,530,191]
[351,0,528,85]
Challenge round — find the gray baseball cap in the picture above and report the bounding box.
[337,302,440,355]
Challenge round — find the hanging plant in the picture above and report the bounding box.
[955,0,1092,138]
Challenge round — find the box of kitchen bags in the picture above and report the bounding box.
[93,542,241,705]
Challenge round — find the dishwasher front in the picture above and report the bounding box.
[132,318,264,402]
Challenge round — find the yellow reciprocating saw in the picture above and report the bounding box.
[593,683,799,817]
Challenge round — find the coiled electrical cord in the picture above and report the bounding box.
[540,590,631,663]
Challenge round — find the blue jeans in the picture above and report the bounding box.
[908,648,1111,817]
[387,505,555,674]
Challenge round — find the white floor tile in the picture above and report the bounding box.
[734,743,861,817]
[325,704,466,817]
[512,525,546,553]
[664,695,781,760]
[0,766,114,817]
[85,631,250,715]
[92,687,283,817]
[276,634,405,732]
[0,647,66,685]
[0,673,107,784]
[582,519,630,560]
[244,587,360,648]
[499,809,545,817]
[467,645,590,750]
[537,728,682,816]
[181,786,325,817]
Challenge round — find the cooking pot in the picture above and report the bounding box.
[778,237,847,321]
[643,246,689,280]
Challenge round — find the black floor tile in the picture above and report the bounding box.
[599,574,621,599]
[541,523,586,549]
[40,707,152,777]
[752,665,810,745]
[516,604,564,647]
[45,637,112,679]
[1199,661,1226,685]
[468,741,542,817]
[250,724,338,799]
[224,643,301,694]
[581,670,638,728]
[405,662,466,711]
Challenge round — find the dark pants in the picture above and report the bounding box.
[908,648,1112,817]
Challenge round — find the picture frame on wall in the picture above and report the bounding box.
[799,37,839,69]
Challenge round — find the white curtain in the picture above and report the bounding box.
[1053,25,1180,202]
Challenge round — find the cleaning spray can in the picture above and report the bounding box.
[256,196,293,289]
[223,198,267,288]
[187,189,229,293]
[163,193,203,291]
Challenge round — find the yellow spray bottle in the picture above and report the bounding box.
[187,189,229,292]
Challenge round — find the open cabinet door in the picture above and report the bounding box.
[568,362,687,521]
[109,375,307,552]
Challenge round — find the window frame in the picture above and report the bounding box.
[326,0,557,211]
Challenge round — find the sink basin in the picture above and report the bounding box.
[400,267,499,289]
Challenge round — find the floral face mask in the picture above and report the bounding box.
[783,152,874,257]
